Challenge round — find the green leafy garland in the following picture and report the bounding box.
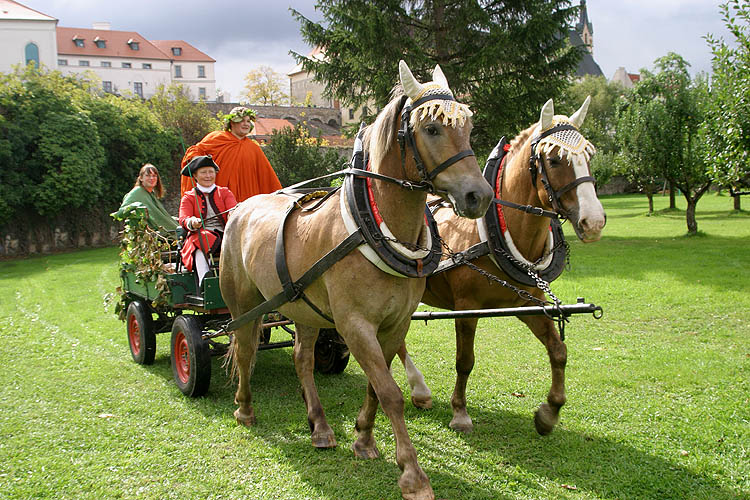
[109,204,174,320]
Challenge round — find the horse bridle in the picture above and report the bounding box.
[396,94,476,194]
[528,123,596,220]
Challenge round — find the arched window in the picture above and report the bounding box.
[25,43,39,67]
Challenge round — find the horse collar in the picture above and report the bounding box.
[478,137,567,286]
[342,147,441,278]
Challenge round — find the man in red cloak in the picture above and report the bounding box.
[180,107,282,202]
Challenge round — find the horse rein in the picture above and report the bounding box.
[528,123,596,219]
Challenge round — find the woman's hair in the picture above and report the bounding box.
[135,163,165,198]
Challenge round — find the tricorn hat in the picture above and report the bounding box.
[181,155,219,177]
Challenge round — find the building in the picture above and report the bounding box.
[288,47,375,127]
[611,66,641,89]
[0,1,217,101]
[570,0,603,78]
[0,0,57,73]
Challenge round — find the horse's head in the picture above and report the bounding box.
[528,97,606,242]
[398,61,493,219]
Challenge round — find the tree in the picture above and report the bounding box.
[292,0,582,152]
[242,66,289,106]
[705,0,750,210]
[559,75,624,188]
[263,122,347,187]
[615,53,712,233]
[148,84,220,148]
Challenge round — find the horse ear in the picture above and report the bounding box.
[539,98,554,130]
[569,95,591,128]
[432,64,449,88]
[399,60,424,100]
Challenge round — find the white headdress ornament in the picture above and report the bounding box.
[536,97,596,163]
[398,60,472,128]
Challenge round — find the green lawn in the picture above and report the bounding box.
[0,192,748,500]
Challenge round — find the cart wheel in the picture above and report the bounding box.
[126,301,156,365]
[170,315,211,397]
[314,329,350,374]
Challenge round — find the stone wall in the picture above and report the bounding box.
[206,103,342,128]
[0,212,120,259]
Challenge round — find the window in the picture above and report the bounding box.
[79,60,90,67]
[134,82,143,98]
[122,62,132,68]
[174,65,182,78]
[58,59,68,66]
[198,87,206,99]
[94,39,106,49]
[348,108,354,120]
[142,63,152,70]
[128,40,140,51]
[171,47,181,56]
[198,65,206,78]
[24,43,39,66]
[103,81,112,93]
[73,38,84,47]
[101,61,111,67]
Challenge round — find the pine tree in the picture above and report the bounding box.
[291,0,582,151]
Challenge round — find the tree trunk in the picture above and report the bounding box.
[734,193,741,211]
[685,197,698,234]
[669,181,677,209]
[646,193,654,213]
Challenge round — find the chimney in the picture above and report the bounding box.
[92,22,111,30]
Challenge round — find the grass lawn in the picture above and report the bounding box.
[0,192,748,500]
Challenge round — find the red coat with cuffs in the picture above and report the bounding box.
[178,186,237,271]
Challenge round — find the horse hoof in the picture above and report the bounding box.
[449,415,473,434]
[401,487,435,500]
[234,408,256,427]
[312,432,337,449]
[411,395,433,410]
[351,441,380,459]
[533,403,558,436]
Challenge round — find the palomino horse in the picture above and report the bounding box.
[220,61,493,500]
[399,97,606,435]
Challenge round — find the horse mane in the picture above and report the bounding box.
[363,86,405,169]
[507,122,537,163]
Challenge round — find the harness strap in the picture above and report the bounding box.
[493,198,558,219]
[433,241,490,274]
[225,224,365,333]
[427,149,476,181]
[554,175,596,197]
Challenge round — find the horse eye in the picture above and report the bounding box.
[548,156,564,167]
[425,124,439,136]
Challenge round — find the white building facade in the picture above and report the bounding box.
[0,0,57,73]
[0,1,217,102]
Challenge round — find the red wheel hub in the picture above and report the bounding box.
[128,314,141,355]
[174,331,190,383]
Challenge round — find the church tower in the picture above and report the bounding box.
[576,0,594,56]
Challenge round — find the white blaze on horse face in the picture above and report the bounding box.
[571,154,605,242]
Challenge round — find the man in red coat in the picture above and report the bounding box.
[180,107,282,202]
[178,155,237,285]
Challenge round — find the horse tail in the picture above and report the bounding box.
[222,318,262,384]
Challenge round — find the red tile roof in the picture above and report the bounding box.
[253,118,293,136]
[56,26,168,60]
[150,40,215,63]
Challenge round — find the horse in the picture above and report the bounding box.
[398,97,607,436]
[219,61,493,500]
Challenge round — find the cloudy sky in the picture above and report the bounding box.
[25,0,733,100]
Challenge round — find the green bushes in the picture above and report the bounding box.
[0,66,180,230]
